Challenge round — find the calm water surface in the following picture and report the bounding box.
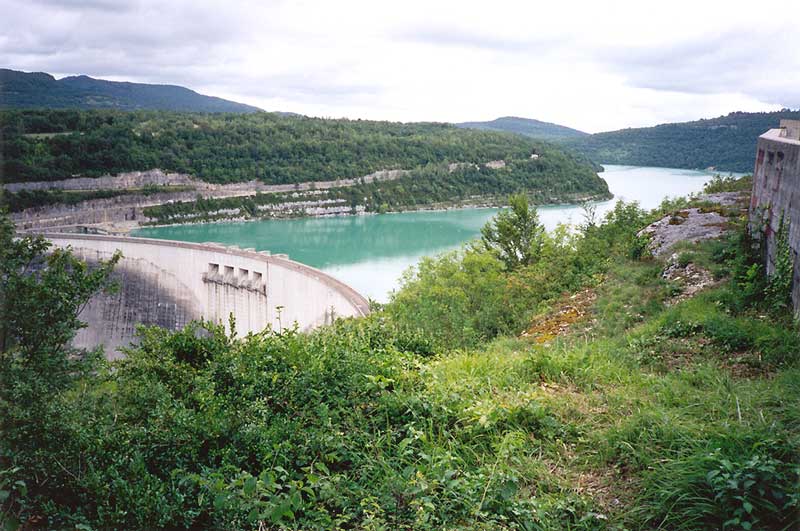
[133,165,732,301]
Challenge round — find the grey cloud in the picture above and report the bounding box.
[2,0,264,54]
[598,31,800,107]
[201,68,385,107]
[28,0,139,12]
[1,0,388,108]
[400,22,800,108]
[0,0,264,80]
[398,26,564,54]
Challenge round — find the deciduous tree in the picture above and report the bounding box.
[480,193,544,270]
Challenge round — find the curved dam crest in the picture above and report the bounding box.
[43,234,371,358]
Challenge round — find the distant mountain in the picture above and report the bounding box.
[564,110,800,173]
[456,116,588,141]
[0,68,261,113]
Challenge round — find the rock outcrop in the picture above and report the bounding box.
[638,208,729,257]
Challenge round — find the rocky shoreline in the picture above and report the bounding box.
[8,165,612,235]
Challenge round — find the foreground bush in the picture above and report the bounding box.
[3,203,799,530]
[2,317,606,530]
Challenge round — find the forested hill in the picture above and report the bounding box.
[0,69,260,113]
[1,110,605,199]
[563,110,800,173]
[456,116,588,141]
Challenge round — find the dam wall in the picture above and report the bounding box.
[44,234,370,357]
[750,119,800,311]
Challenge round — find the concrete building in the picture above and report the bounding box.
[44,234,370,358]
[750,119,800,311]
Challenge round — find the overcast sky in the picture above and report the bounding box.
[2,0,799,132]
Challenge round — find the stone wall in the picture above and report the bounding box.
[749,121,800,311]
[44,234,370,357]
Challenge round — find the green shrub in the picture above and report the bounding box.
[764,218,794,312]
[480,194,545,271]
[386,248,518,349]
[754,327,800,366]
[639,440,799,531]
[703,175,753,194]
[717,217,794,315]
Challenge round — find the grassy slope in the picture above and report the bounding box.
[422,255,799,528]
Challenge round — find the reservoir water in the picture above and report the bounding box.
[133,165,732,301]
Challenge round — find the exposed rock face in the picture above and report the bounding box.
[4,170,204,192]
[6,168,411,232]
[638,208,729,257]
[3,168,410,194]
[447,162,479,172]
[10,189,217,232]
[698,192,745,207]
[637,193,743,302]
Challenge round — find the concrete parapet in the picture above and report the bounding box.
[779,119,800,141]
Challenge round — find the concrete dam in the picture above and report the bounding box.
[44,234,370,358]
[750,119,800,312]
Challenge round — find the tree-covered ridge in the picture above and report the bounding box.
[563,110,800,173]
[0,69,260,113]
[0,110,602,187]
[456,116,588,141]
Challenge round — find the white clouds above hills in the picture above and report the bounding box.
[2,0,798,132]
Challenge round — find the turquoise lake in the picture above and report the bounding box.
[133,165,734,301]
